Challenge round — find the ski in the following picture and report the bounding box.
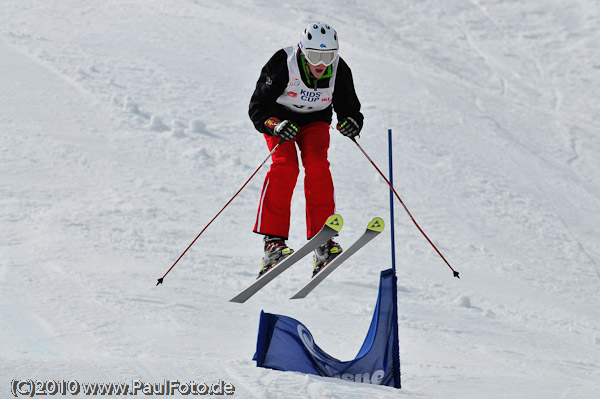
[290,217,384,300]
[229,214,343,303]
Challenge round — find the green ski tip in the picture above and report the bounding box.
[325,214,343,232]
[367,217,385,232]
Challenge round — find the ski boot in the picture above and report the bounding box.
[258,236,294,278]
[312,239,343,277]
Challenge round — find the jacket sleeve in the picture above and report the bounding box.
[248,49,289,134]
[332,57,364,130]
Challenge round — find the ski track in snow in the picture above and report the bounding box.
[1,1,600,398]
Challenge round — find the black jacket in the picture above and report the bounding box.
[249,48,364,135]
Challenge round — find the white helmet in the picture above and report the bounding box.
[299,22,339,66]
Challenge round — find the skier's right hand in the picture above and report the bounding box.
[265,117,299,142]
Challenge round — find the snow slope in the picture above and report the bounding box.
[1,0,599,398]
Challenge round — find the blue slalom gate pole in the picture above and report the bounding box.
[388,129,396,271]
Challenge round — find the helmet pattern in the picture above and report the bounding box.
[299,22,339,52]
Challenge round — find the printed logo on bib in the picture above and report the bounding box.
[300,89,321,102]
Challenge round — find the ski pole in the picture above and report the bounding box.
[352,138,460,279]
[156,140,283,286]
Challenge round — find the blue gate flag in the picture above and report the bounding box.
[253,269,401,388]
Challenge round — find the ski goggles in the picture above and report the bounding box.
[302,48,338,66]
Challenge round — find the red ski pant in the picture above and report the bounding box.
[254,121,335,240]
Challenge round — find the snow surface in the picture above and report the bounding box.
[2,0,600,398]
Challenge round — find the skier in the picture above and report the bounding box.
[249,22,364,277]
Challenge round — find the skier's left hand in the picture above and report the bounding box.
[337,117,361,139]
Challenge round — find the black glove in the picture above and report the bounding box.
[265,117,299,142]
[337,117,361,139]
